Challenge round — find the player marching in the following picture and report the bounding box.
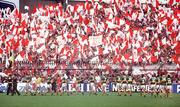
[39,77,47,96]
[71,75,77,95]
[76,75,85,95]
[12,74,20,96]
[61,75,68,95]
[127,74,133,96]
[150,75,157,97]
[24,77,31,96]
[154,75,161,98]
[51,77,57,96]
[160,75,167,98]
[46,74,52,94]
[95,73,102,95]
[101,74,108,96]
[89,74,96,95]
[139,75,147,97]
[57,75,62,95]
[122,74,128,96]
[36,75,42,95]
[30,75,37,96]
[117,74,123,96]
[165,75,172,98]
[78,76,85,95]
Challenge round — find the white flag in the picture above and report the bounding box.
[89,35,103,47]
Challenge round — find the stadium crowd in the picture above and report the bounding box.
[0,0,180,96]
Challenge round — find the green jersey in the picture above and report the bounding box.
[167,77,172,85]
[122,75,127,83]
[141,77,146,85]
[116,76,121,83]
[151,77,156,84]
[128,76,133,83]
[102,76,106,83]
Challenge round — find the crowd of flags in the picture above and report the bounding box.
[0,0,179,73]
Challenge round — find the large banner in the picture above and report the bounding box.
[0,82,178,93]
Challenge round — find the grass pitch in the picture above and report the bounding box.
[0,93,179,107]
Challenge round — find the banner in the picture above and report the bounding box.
[172,84,180,94]
[0,0,19,10]
[89,35,102,47]
[0,82,177,93]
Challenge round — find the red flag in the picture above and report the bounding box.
[14,8,19,16]
[0,30,2,35]
[172,55,179,64]
[1,35,6,42]
[122,45,128,52]
[20,50,26,58]
[169,0,174,6]
[74,5,78,12]
[48,23,53,30]
[175,42,180,54]
[22,38,29,47]
[85,2,91,11]
[151,56,158,63]
[0,48,3,54]
[70,57,75,63]
[137,48,142,53]
[98,47,103,55]
[38,3,43,9]
[67,34,73,39]
[32,6,37,13]
[87,27,91,34]
[138,57,142,62]
[21,20,26,27]
[84,17,90,25]
[170,32,177,39]
[47,68,51,75]
[28,54,32,61]
[113,56,118,63]
[79,15,83,24]
[72,39,79,45]
[82,35,88,41]
[13,41,20,51]
[124,53,130,60]
[156,0,160,8]
[45,10,49,16]
[18,13,22,20]
[117,55,122,62]
[167,17,173,26]
[130,0,135,4]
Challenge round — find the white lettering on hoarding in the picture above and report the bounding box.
[177,85,180,93]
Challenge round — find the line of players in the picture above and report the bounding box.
[116,74,172,98]
[21,73,172,97]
